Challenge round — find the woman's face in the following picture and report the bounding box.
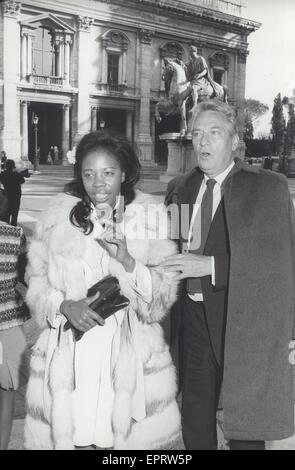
[81,148,125,209]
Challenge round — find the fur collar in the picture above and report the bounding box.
[34,190,174,266]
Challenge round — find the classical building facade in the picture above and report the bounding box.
[0,0,260,166]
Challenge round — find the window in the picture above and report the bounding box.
[107,54,119,85]
[213,69,223,85]
[101,30,129,85]
[209,52,229,87]
[32,27,54,76]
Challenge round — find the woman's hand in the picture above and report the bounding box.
[99,220,135,273]
[60,293,105,332]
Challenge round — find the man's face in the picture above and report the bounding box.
[190,47,198,59]
[192,110,239,177]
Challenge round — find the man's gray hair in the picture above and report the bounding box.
[192,100,238,135]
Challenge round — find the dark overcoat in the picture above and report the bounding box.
[166,160,295,441]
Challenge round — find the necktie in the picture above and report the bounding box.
[186,178,217,294]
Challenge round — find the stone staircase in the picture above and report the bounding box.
[141,164,167,180]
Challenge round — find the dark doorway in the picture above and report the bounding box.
[155,113,180,165]
[98,108,126,135]
[28,103,63,164]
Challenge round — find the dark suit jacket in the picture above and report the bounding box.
[167,167,229,363]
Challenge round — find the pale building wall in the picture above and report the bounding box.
[0,0,259,164]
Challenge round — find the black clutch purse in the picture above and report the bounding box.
[64,275,129,341]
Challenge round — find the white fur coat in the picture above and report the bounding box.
[24,190,182,450]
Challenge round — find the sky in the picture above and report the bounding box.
[243,0,295,109]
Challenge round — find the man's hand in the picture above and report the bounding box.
[160,253,212,281]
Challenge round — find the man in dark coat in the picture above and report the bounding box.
[162,99,295,450]
[0,159,30,226]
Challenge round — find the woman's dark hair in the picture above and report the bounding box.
[65,130,141,234]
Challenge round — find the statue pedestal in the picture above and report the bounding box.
[159,133,195,182]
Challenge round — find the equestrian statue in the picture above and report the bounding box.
[155,46,228,137]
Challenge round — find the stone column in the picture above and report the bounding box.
[91,106,98,131]
[0,1,22,160]
[59,42,64,77]
[136,29,154,164]
[74,16,94,144]
[54,34,64,77]
[62,104,71,165]
[64,36,72,85]
[20,100,29,161]
[102,46,107,83]
[118,58,123,86]
[27,34,34,76]
[122,48,127,85]
[126,110,133,141]
[21,31,28,79]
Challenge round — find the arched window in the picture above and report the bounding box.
[101,30,129,86]
[209,51,230,85]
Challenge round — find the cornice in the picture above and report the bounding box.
[18,0,254,51]
[97,0,261,35]
[20,0,261,36]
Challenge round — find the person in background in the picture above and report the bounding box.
[0,159,30,226]
[53,145,59,164]
[47,151,53,165]
[264,156,273,170]
[0,189,30,449]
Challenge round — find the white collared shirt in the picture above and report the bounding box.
[188,161,235,301]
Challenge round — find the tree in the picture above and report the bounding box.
[242,99,268,140]
[285,103,295,155]
[243,98,269,122]
[271,93,285,156]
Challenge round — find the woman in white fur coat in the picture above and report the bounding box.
[24,130,182,450]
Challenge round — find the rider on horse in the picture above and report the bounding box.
[156,48,227,136]
[185,45,219,108]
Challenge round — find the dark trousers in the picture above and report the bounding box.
[180,296,265,451]
[8,196,21,226]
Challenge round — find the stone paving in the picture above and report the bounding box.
[7,165,295,450]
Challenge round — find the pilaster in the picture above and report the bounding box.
[136,29,154,164]
[74,16,94,144]
[0,1,22,159]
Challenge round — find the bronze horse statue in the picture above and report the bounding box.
[155,58,228,137]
